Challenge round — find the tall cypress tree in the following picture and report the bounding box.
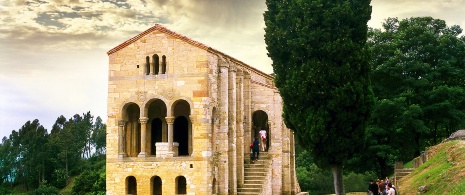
[264,0,373,194]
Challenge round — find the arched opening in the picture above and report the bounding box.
[172,100,191,156]
[161,55,166,74]
[124,103,141,157]
[174,116,189,156]
[151,118,163,155]
[153,54,160,75]
[126,176,137,195]
[146,56,150,75]
[212,178,217,194]
[147,99,167,156]
[176,176,187,194]
[151,176,162,195]
[252,110,269,152]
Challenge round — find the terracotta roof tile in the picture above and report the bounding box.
[107,24,273,80]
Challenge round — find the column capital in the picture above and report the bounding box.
[229,63,237,72]
[139,117,148,124]
[166,116,175,124]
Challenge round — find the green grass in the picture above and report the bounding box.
[399,140,465,195]
[403,159,414,168]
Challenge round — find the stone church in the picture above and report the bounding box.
[105,24,302,195]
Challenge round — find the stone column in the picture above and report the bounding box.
[243,73,252,158]
[118,119,126,158]
[189,115,194,155]
[151,60,155,75]
[290,130,297,194]
[273,91,285,194]
[228,64,237,194]
[218,61,229,195]
[138,117,148,157]
[166,116,175,157]
[236,69,244,187]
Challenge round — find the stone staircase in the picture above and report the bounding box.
[394,168,415,186]
[237,152,271,195]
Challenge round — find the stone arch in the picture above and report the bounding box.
[126,176,137,195]
[252,110,269,152]
[176,176,187,194]
[122,102,141,157]
[145,99,167,156]
[172,99,191,156]
[151,176,162,195]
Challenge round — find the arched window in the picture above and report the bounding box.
[124,103,141,157]
[161,55,166,74]
[146,99,167,156]
[151,176,162,195]
[172,100,191,156]
[127,176,137,195]
[176,176,187,194]
[146,56,150,75]
[153,54,160,75]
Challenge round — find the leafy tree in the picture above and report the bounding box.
[91,116,106,155]
[264,0,374,194]
[367,17,465,172]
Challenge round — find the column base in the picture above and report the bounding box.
[137,152,147,158]
[118,153,127,159]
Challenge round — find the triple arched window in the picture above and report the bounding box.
[146,54,167,75]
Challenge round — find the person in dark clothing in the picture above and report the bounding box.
[368,179,379,195]
[379,180,387,195]
[251,137,260,163]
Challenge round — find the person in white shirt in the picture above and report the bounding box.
[387,183,396,195]
[259,129,267,151]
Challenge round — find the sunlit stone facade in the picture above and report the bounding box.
[105,24,301,195]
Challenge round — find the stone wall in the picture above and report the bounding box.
[106,24,301,195]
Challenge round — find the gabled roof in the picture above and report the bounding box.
[107,24,273,80]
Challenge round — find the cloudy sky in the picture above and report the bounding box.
[1,0,464,139]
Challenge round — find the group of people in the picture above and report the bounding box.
[250,129,267,163]
[368,177,396,195]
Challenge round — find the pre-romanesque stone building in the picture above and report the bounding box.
[106,24,301,195]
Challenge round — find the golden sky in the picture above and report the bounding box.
[0,0,464,138]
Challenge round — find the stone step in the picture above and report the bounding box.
[245,172,267,177]
[237,192,261,195]
[238,187,261,193]
[238,153,272,195]
[244,167,268,171]
[396,172,412,177]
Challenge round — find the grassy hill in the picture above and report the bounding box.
[398,140,465,194]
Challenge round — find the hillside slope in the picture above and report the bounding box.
[398,140,465,194]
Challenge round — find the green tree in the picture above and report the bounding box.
[367,17,465,170]
[264,0,374,194]
[91,116,106,155]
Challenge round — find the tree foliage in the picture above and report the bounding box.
[366,17,465,176]
[264,0,373,194]
[0,112,106,193]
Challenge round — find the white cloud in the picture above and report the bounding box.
[1,0,464,138]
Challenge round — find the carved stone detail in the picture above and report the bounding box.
[136,91,146,102]
[165,116,175,124]
[139,117,148,124]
